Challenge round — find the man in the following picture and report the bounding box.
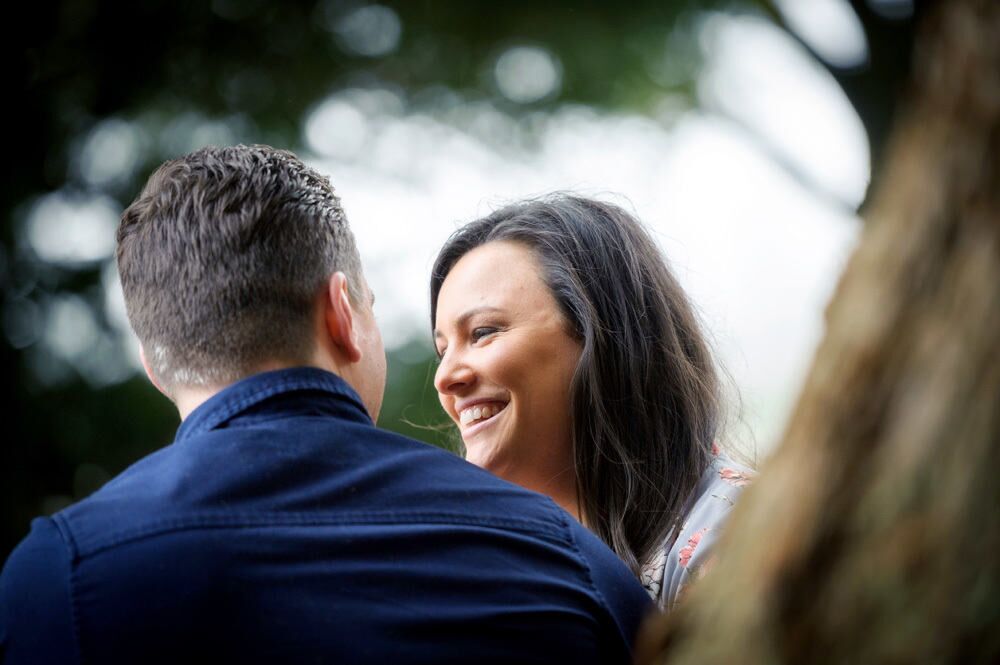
[0,145,650,663]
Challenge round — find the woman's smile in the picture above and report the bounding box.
[458,400,509,427]
[458,400,510,441]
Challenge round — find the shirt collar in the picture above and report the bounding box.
[175,367,371,442]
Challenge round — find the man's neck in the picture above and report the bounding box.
[175,384,227,421]
[167,347,355,421]
[172,361,327,420]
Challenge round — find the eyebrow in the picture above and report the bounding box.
[433,305,503,341]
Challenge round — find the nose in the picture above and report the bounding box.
[434,349,475,396]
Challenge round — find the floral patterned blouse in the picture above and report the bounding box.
[640,446,753,609]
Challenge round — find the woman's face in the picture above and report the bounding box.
[433,240,582,492]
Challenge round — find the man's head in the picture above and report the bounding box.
[117,144,385,419]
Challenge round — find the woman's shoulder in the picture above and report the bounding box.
[702,444,755,506]
[641,446,755,608]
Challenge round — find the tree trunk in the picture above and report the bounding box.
[637,1,1000,663]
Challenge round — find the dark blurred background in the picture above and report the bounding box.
[2,0,919,560]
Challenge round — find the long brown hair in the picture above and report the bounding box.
[430,195,720,575]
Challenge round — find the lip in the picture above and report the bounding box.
[455,396,509,413]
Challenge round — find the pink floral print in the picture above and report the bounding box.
[719,467,752,487]
[678,528,709,567]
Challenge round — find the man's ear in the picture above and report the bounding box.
[139,346,170,398]
[325,272,363,363]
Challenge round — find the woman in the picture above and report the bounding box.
[430,195,752,608]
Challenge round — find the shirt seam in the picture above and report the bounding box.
[70,511,569,559]
[48,515,84,665]
[560,508,628,651]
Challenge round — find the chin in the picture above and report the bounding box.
[463,445,490,470]
[477,456,521,488]
[464,442,506,476]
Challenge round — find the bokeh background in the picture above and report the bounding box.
[3,0,918,559]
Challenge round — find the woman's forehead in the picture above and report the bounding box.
[444,242,544,290]
[437,242,557,320]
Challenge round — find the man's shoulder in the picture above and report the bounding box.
[325,423,580,532]
[47,444,191,560]
[48,420,575,560]
[1,517,71,580]
[564,519,653,622]
[0,517,77,663]
[37,414,625,578]
[2,424,651,664]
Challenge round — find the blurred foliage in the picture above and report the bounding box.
[381,339,460,454]
[2,0,918,559]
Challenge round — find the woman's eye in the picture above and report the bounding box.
[471,327,498,342]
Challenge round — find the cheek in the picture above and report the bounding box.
[479,346,524,393]
[531,337,580,384]
[556,346,582,393]
[497,342,577,407]
[438,392,457,420]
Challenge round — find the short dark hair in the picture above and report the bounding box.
[118,144,363,389]
[430,195,720,576]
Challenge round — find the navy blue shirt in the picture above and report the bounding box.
[0,368,650,664]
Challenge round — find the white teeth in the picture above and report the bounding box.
[459,403,505,426]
